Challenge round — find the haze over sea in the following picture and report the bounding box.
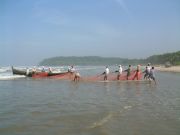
[0,66,180,135]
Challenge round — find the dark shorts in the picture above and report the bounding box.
[150,75,155,80]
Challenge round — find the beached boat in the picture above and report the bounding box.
[12,66,69,78]
[12,66,30,76]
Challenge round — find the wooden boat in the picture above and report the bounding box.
[12,66,29,76]
[12,66,69,78]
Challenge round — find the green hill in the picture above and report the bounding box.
[39,51,180,66]
[146,51,180,65]
[39,56,143,66]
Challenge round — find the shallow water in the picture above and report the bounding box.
[0,66,180,135]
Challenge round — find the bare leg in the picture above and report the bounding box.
[77,76,80,82]
[104,75,107,81]
[153,77,157,84]
[117,75,120,80]
[74,76,76,82]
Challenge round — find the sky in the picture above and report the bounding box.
[0,0,180,65]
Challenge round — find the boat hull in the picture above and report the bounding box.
[12,66,69,78]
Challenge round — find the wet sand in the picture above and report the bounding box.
[155,66,180,73]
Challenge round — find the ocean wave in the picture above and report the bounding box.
[0,75,26,80]
[0,67,11,73]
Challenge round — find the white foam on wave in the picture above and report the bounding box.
[0,67,11,73]
[0,65,36,80]
[88,105,134,129]
[89,113,113,128]
[77,66,104,71]
[0,74,26,80]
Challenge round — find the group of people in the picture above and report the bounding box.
[143,63,156,84]
[102,65,136,81]
[59,64,156,84]
[101,64,156,84]
[102,65,123,81]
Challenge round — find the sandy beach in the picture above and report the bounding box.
[155,66,180,73]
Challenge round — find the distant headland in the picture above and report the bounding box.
[39,51,180,66]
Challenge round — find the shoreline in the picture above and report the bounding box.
[155,65,180,73]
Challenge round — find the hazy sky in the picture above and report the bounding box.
[0,0,180,65]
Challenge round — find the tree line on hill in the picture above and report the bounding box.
[39,51,180,66]
[146,51,180,65]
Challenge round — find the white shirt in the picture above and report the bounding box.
[147,66,151,73]
[70,67,75,72]
[105,68,110,75]
[118,67,123,74]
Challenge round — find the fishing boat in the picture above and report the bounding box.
[12,66,69,78]
[12,66,29,76]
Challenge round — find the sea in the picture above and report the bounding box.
[0,66,180,135]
